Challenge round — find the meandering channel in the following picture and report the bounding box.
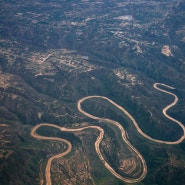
[31,83,185,185]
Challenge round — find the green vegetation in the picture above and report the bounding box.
[0,0,185,184]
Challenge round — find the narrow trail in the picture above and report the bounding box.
[31,83,185,185]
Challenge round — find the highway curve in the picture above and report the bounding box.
[31,83,185,185]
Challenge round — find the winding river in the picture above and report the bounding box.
[31,83,185,185]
